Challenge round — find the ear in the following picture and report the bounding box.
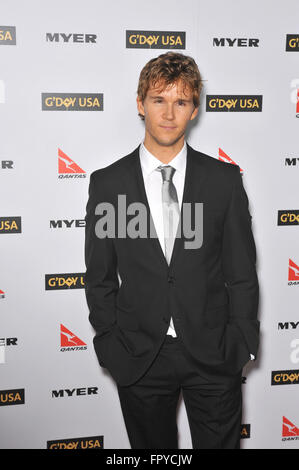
[136,96,145,117]
[190,106,199,121]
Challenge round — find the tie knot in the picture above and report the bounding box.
[157,165,176,182]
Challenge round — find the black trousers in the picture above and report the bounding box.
[117,334,243,449]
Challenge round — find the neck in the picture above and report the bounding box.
[143,134,185,164]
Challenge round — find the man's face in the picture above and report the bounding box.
[137,79,199,147]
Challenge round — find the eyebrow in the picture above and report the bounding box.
[148,95,192,102]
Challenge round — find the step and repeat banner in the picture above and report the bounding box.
[1,0,299,449]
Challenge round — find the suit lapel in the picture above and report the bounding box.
[127,142,207,270]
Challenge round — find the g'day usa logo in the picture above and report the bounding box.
[206,95,263,112]
[41,93,103,111]
[126,30,185,49]
[0,217,22,234]
[286,34,299,51]
[45,273,85,290]
[0,389,25,406]
[47,435,103,449]
[272,369,299,386]
[277,210,299,226]
[0,26,16,45]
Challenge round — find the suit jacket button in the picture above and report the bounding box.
[167,276,175,284]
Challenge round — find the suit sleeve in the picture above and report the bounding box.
[221,165,260,359]
[84,171,119,336]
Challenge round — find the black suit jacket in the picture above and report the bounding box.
[84,143,260,386]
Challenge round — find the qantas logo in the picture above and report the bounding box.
[288,259,299,286]
[0,289,4,299]
[218,148,243,172]
[282,416,299,440]
[58,148,86,178]
[60,324,87,352]
[289,258,299,280]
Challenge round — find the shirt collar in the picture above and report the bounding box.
[139,140,187,178]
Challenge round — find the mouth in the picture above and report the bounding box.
[160,125,177,130]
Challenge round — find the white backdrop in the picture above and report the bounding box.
[1,0,299,449]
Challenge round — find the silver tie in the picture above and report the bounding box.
[156,165,180,337]
[157,165,180,262]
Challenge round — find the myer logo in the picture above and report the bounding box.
[45,273,85,290]
[0,217,22,234]
[51,387,98,398]
[277,210,299,226]
[47,435,103,449]
[285,157,299,166]
[41,93,103,111]
[46,33,97,44]
[1,159,14,169]
[213,38,259,47]
[126,30,185,49]
[0,388,25,406]
[0,337,18,346]
[0,337,18,364]
[286,34,299,51]
[50,219,85,228]
[206,95,263,112]
[0,26,16,45]
[272,370,299,385]
[278,322,299,330]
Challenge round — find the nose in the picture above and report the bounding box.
[162,103,175,121]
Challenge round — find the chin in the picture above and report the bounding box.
[156,138,177,147]
[156,134,180,146]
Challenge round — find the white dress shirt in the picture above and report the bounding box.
[139,140,187,337]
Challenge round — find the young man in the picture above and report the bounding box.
[84,52,260,449]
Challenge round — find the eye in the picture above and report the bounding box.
[178,101,186,106]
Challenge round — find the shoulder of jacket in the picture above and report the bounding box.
[90,146,139,182]
[189,145,241,176]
